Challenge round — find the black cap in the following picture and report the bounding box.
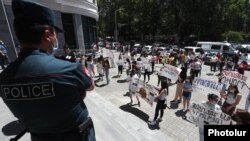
[12,0,63,32]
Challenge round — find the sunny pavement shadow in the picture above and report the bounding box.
[123,92,130,97]
[112,75,121,78]
[169,101,179,109]
[95,83,107,87]
[120,103,149,123]
[117,79,127,83]
[2,120,26,136]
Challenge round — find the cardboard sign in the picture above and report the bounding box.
[158,64,181,82]
[192,78,224,95]
[116,61,125,66]
[186,102,231,127]
[136,79,158,107]
[220,71,249,94]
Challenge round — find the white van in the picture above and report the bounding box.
[196,42,236,53]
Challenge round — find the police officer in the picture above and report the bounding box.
[0,0,96,141]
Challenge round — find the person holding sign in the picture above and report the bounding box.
[198,94,221,141]
[127,69,141,106]
[171,67,187,103]
[149,80,169,125]
[182,76,193,111]
[220,84,242,116]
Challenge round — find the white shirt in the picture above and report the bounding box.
[159,89,168,100]
[194,61,202,70]
[127,75,139,92]
[96,63,103,74]
[226,92,237,105]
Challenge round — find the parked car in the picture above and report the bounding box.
[184,46,204,56]
[196,42,237,54]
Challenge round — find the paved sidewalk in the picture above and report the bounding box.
[93,48,249,141]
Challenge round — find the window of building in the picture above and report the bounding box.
[61,13,77,49]
[82,16,97,51]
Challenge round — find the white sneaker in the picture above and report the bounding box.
[148,121,156,125]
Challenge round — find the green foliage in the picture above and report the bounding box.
[97,0,250,43]
[222,31,244,42]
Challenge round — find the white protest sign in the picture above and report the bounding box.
[136,79,157,107]
[192,78,224,95]
[220,71,249,94]
[136,61,144,68]
[116,61,125,66]
[186,102,231,127]
[158,64,181,82]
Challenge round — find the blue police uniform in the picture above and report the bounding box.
[0,0,96,140]
[0,48,95,141]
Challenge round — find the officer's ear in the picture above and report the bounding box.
[42,27,55,44]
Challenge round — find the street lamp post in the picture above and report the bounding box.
[115,8,123,42]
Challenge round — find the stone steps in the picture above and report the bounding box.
[85,91,173,141]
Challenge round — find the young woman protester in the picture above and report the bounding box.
[117,53,124,77]
[220,84,242,116]
[96,57,103,81]
[182,76,193,111]
[149,80,169,125]
[126,69,140,106]
[171,67,187,103]
[103,59,110,85]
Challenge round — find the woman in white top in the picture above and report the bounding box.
[85,56,95,78]
[126,70,140,106]
[149,80,168,125]
[96,57,103,81]
[220,84,242,115]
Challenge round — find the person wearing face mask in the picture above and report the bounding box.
[197,94,221,141]
[182,76,193,111]
[220,84,242,116]
[0,1,96,141]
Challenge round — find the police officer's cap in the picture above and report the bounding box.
[12,0,63,32]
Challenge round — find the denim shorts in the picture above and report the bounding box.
[183,91,191,100]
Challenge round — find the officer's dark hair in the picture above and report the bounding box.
[14,23,55,44]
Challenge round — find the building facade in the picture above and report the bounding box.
[0,0,98,61]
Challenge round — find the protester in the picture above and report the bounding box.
[237,60,248,75]
[109,49,115,68]
[85,56,95,78]
[125,58,131,76]
[126,69,140,106]
[192,58,202,78]
[58,44,77,62]
[197,94,220,141]
[0,1,96,140]
[171,67,187,103]
[149,80,168,125]
[96,57,103,81]
[182,76,193,111]
[210,55,218,72]
[220,84,242,116]
[103,59,110,85]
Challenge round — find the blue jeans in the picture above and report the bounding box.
[105,69,110,83]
